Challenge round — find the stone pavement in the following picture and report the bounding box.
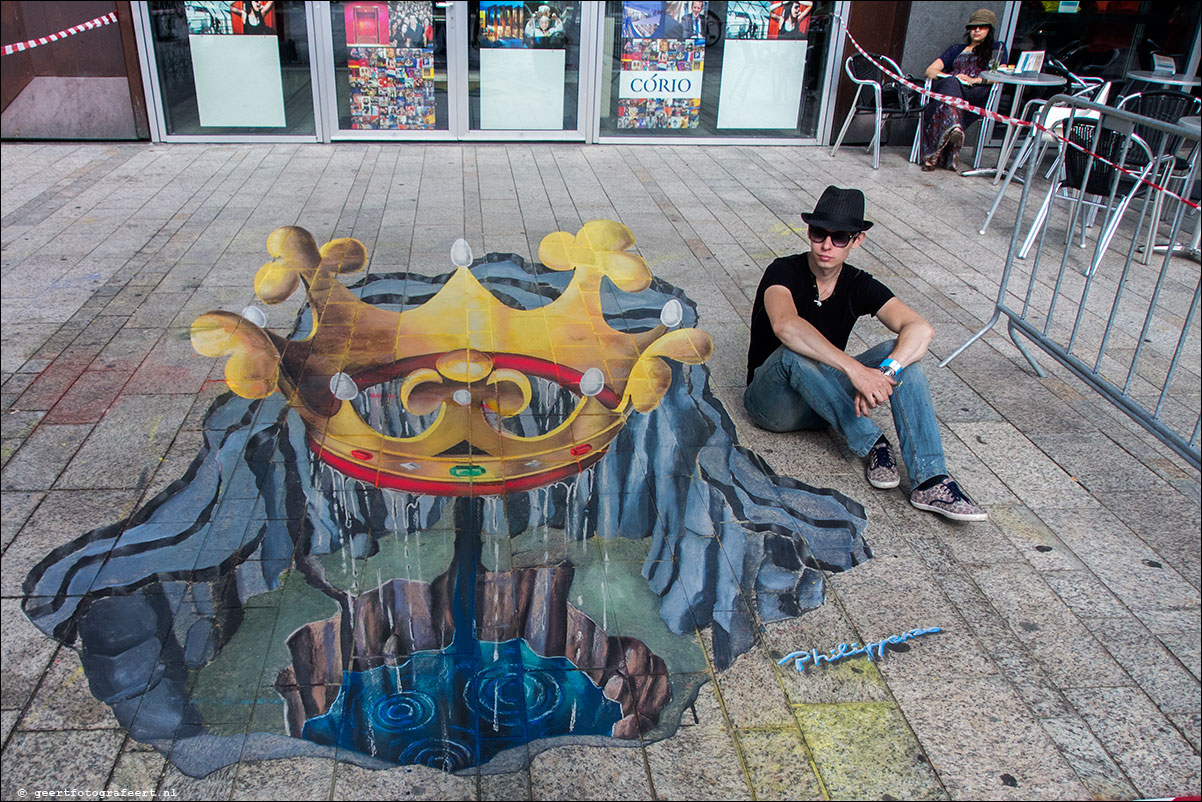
[1,140,1199,801]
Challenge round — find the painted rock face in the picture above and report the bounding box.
[23,224,871,777]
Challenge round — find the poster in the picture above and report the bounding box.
[617,1,706,130]
[185,1,277,36]
[716,39,805,129]
[343,1,437,130]
[715,1,807,129]
[725,1,811,40]
[478,2,568,49]
[479,49,566,129]
[189,34,286,126]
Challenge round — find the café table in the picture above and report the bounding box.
[1125,70,1202,91]
[963,70,1066,183]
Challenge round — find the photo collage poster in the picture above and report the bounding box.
[617,2,707,129]
[479,1,570,49]
[344,1,437,130]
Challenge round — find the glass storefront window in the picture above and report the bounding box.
[147,1,316,136]
[1011,0,1200,81]
[598,0,834,138]
[329,1,449,132]
[466,2,582,131]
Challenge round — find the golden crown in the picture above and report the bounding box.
[191,222,713,495]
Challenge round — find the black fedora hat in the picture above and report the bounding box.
[800,186,873,232]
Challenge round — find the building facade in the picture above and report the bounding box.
[2,1,1199,145]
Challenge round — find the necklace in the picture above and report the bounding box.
[812,268,841,307]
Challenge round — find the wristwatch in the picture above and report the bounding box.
[878,358,902,378]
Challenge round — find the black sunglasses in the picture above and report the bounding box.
[808,227,859,247]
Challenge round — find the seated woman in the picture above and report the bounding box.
[919,8,1007,172]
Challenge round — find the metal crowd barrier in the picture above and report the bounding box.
[942,94,1201,470]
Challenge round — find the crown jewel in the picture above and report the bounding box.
[191,222,713,495]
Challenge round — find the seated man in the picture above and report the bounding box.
[743,185,986,522]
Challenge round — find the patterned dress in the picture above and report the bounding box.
[920,46,996,168]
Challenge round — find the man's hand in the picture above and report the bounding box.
[850,362,897,417]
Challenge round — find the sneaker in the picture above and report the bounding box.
[910,477,987,522]
[865,438,900,489]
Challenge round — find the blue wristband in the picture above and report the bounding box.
[879,358,902,377]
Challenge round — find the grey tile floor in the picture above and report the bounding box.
[1,140,1198,800]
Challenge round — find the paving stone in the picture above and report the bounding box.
[1040,569,1129,618]
[948,422,1094,510]
[1038,715,1137,801]
[892,677,1089,800]
[966,563,1132,689]
[643,691,751,800]
[17,647,116,730]
[54,395,192,490]
[1169,711,1201,752]
[1157,630,1201,682]
[734,728,826,801]
[793,702,946,801]
[0,423,92,491]
[0,598,60,710]
[761,601,893,706]
[711,647,794,728]
[1037,505,1198,627]
[1065,686,1202,799]
[233,757,337,800]
[830,556,997,682]
[0,729,124,799]
[479,769,531,801]
[987,504,1087,571]
[529,744,651,801]
[0,489,44,550]
[1,709,19,744]
[932,570,1074,718]
[1085,618,1201,715]
[42,369,132,424]
[1095,485,1202,590]
[107,746,168,796]
[157,761,237,801]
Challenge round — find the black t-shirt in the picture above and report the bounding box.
[746,254,895,384]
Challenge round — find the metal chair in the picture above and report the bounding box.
[830,53,923,169]
[1018,116,1155,276]
[980,82,1112,234]
[1117,91,1202,262]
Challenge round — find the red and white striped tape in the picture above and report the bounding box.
[832,15,1200,211]
[2,11,118,57]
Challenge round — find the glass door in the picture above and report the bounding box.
[462,1,591,138]
[324,0,453,138]
[140,0,321,140]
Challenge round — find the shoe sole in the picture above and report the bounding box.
[910,499,988,522]
[867,474,900,490]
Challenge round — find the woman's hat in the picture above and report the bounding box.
[800,186,873,232]
[967,8,996,28]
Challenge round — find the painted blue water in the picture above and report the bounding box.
[300,499,623,772]
[302,638,623,771]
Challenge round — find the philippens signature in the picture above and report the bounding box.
[776,626,942,673]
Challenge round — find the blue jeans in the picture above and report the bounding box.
[742,341,948,485]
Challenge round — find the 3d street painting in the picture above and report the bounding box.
[23,221,872,777]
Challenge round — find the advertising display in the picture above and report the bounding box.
[342,1,437,130]
[185,1,286,127]
[616,1,706,130]
[475,2,572,130]
[716,0,807,129]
